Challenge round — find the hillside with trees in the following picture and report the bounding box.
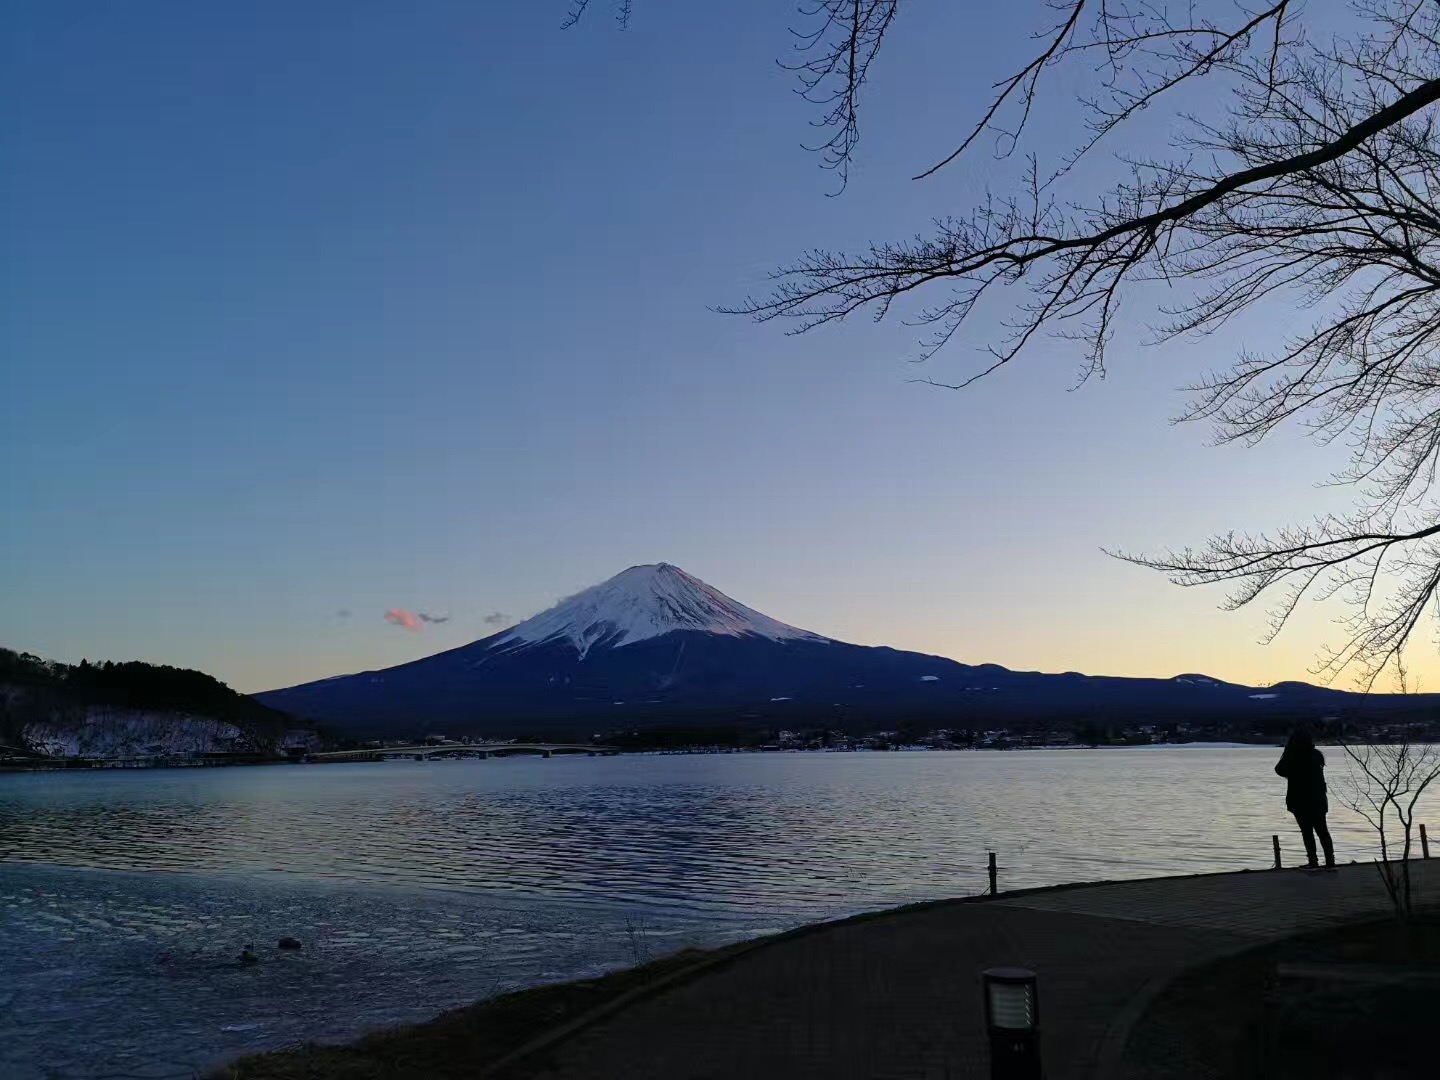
[0,648,309,760]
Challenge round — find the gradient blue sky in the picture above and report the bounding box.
[6,2,1390,693]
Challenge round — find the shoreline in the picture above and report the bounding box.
[0,739,1278,773]
[202,870,1164,1080]
[210,859,1432,1080]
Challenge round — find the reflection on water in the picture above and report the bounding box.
[1,748,1426,1077]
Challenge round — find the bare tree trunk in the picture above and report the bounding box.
[1374,859,1401,917]
[1380,801,1402,916]
[1399,817,1411,921]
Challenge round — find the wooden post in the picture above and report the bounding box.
[1273,834,1282,870]
[988,851,998,896]
[1422,824,1431,860]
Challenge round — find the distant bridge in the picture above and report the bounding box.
[306,742,621,763]
[0,742,44,762]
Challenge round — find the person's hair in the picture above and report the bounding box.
[1286,729,1315,754]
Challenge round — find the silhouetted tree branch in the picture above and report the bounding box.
[1337,662,1440,918]
[561,0,630,31]
[571,2,1440,683]
[725,1,1440,686]
[565,1,896,187]
[780,0,897,192]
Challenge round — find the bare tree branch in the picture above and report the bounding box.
[569,3,1440,682]
[913,0,1088,181]
[561,0,629,31]
[727,2,1440,683]
[1338,689,1440,918]
[781,0,898,192]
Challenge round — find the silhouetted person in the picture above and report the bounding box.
[1275,730,1335,869]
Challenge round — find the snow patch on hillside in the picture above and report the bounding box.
[496,563,831,658]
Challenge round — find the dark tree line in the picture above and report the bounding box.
[0,647,281,721]
[572,1,1440,688]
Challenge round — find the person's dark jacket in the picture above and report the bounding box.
[1275,746,1328,815]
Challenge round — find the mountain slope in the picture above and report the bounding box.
[254,563,1433,737]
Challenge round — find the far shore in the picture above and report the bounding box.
[0,739,1288,773]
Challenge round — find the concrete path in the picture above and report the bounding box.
[500,861,1439,1080]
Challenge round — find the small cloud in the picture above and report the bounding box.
[336,609,353,619]
[482,611,511,626]
[384,608,421,632]
[416,611,451,624]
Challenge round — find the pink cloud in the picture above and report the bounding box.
[384,608,421,632]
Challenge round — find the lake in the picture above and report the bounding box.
[0,747,1420,1078]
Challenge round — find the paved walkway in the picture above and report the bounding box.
[499,861,1439,1080]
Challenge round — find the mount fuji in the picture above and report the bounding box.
[255,563,1419,737]
[489,562,829,659]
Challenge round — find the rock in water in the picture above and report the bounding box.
[277,937,302,950]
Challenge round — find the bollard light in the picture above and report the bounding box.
[982,967,1042,1080]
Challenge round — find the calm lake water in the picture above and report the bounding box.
[0,747,1422,1078]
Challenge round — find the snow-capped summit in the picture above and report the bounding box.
[494,562,830,659]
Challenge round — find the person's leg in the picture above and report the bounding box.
[1294,811,1319,866]
[1314,813,1335,867]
